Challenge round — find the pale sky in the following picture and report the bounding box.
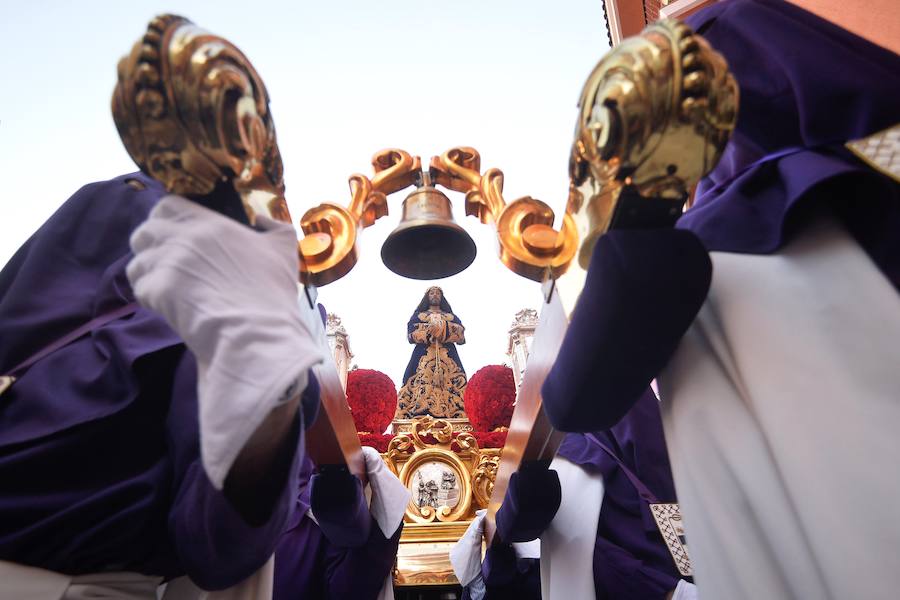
[0,0,608,388]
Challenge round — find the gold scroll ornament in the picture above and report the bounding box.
[430,147,579,283]
[112,15,366,481]
[112,14,289,225]
[483,18,738,543]
[298,149,421,285]
[112,15,424,289]
[383,416,501,586]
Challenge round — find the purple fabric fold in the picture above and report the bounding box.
[558,390,683,599]
[166,352,302,590]
[541,229,711,432]
[0,174,182,445]
[0,173,302,588]
[478,545,541,600]
[310,468,372,548]
[494,463,561,545]
[273,504,401,599]
[678,0,900,286]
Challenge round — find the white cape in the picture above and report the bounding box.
[659,215,900,600]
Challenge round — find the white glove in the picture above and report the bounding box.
[127,195,324,489]
[450,509,487,587]
[362,446,410,538]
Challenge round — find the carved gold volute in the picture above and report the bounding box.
[114,16,737,292]
[298,149,421,285]
[112,15,290,225]
[569,18,739,266]
[301,144,584,286]
[383,417,501,525]
[430,148,579,282]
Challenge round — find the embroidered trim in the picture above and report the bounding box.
[650,502,693,577]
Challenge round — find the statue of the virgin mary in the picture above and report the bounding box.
[395,286,467,418]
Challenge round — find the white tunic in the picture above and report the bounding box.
[659,215,900,600]
[540,456,604,600]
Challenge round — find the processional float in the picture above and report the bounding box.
[112,11,738,584]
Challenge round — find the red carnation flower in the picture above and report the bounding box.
[464,365,516,433]
[473,430,507,448]
[347,369,397,435]
[358,432,394,453]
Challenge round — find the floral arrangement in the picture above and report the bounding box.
[469,430,507,449]
[358,432,395,453]
[464,365,516,433]
[346,369,397,435]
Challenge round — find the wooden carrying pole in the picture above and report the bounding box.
[300,288,367,482]
[484,279,575,543]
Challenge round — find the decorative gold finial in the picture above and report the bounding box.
[430,147,579,282]
[569,18,739,266]
[112,15,290,224]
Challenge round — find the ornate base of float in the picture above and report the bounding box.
[381,416,499,587]
[391,417,473,435]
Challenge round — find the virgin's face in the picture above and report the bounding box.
[427,288,442,306]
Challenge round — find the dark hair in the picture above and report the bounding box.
[413,286,453,314]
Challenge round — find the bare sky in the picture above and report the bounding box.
[0,0,607,387]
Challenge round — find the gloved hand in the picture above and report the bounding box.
[310,466,372,548]
[450,509,487,587]
[495,462,562,544]
[542,228,712,431]
[127,195,324,489]
[362,446,410,538]
[451,509,541,596]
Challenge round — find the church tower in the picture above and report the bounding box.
[506,308,538,390]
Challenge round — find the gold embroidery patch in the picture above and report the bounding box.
[650,502,693,577]
[846,123,900,183]
[0,375,16,397]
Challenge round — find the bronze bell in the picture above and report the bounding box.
[381,175,477,279]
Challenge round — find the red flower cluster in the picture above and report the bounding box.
[346,369,397,435]
[358,432,395,453]
[464,365,516,433]
[448,430,507,450]
[470,430,507,449]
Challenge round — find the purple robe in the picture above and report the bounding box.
[465,549,541,600]
[273,455,402,600]
[542,0,900,433]
[478,390,681,600]
[0,173,302,589]
[678,0,900,286]
[557,389,682,600]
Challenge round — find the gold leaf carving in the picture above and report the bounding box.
[113,15,288,224]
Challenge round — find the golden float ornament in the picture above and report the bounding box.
[568,18,739,266]
[112,14,289,224]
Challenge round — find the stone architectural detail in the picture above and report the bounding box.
[506,308,538,389]
[325,313,353,390]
